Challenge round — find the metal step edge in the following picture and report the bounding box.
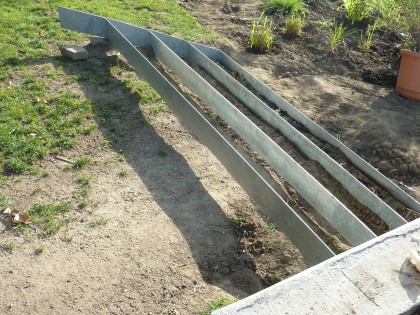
[147,29,376,245]
[58,6,335,265]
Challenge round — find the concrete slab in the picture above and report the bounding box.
[214,218,420,315]
[59,45,88,60]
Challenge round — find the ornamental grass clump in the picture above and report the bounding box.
[249,12,275,53]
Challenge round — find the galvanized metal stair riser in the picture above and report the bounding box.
[59,7,420,266]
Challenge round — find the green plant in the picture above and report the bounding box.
[89,217,108,227]
[73,157,91,170]
[264,222,278,232]
[78,200,89,209]
[397,0,420,51]
[343,0,371,24]
[0,193,11,210]
[202,296,238,315]
[76,186,90,198]
[358,21,378,51]
[264,0,308,14]
[76,174,91,186]
[28,202,71,237]
[249,12,275,53]
[0,241,15,253]
[119,169,129,177]
[325,21,354,52]
[34,245,45,255]
[156,145,169,157]
[149,103,167,114]
[284,12,305,36]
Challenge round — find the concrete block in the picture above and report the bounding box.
[90,36,109,46]
[214,218,420,315]
[59,45,88,61]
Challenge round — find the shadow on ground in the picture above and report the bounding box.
[24,43,266,297]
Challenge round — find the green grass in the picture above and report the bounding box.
[0,241,16,254]
[0,193,12,210]
[0,0,219,175]
[263,222,278,232]
[73,157,91,170]
[76,174,91,186]
[89,217,108,227]
[202,296,238,315]
[28,202,71,236]
[264,0,308,14]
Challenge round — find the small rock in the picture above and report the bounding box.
[378,160,392,173]
[90,36,109,46]
[59,45,88,61]
[409,163,419,175]
[401,164,408,172]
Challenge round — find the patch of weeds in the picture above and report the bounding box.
[230,216,241,225]
[156,144,169,157]
[264,0,308,14]
[101,140,111,149]
[76,186,90,198]
[76,174,91,186]
[249,12,275,53]
[73,157,91,170]
[40,171,49,178]
[325,20,355,52]
[149,103,167,114]
[201,296,238,315]
[284,12,305,36]
[28,202,71,237]
[61,234,73,243]
[211,263,229,278]
[0,175,4,187]
[343,0,371,24]
[31,186,43,196]
[34,245,45,255]
[119,169,129,178]
[89,217,108,228]
[78,200,89,209]
[0,241,15,254]
[0,193,12,210]
[263,222,278,232]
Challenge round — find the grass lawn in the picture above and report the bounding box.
[0,0,219,177]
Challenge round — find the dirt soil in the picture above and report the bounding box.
[1,1,420,314]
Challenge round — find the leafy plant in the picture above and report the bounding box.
[358,21,378,51]
[397,0,420,51]
[249,12,275,53]
[325,21,355,52]
[264,222,278,232]
[73,157,91,170]
[89,217,108,227]
[264,0,308,14]
[284,12,305,36]
[0,241,15,254]
[29,202,71,237]
[343,0,371,24]
[202,296,238,315]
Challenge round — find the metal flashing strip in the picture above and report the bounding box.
[58,6,419,261]
[58,7,334,265]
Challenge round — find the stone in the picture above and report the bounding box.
[59,45,88,61]
[401,163,408,172]
[409,162,419,175]
[378,160,392,173]
[90,36,109,46]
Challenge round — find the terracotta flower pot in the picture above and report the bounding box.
[396,49,420,101]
